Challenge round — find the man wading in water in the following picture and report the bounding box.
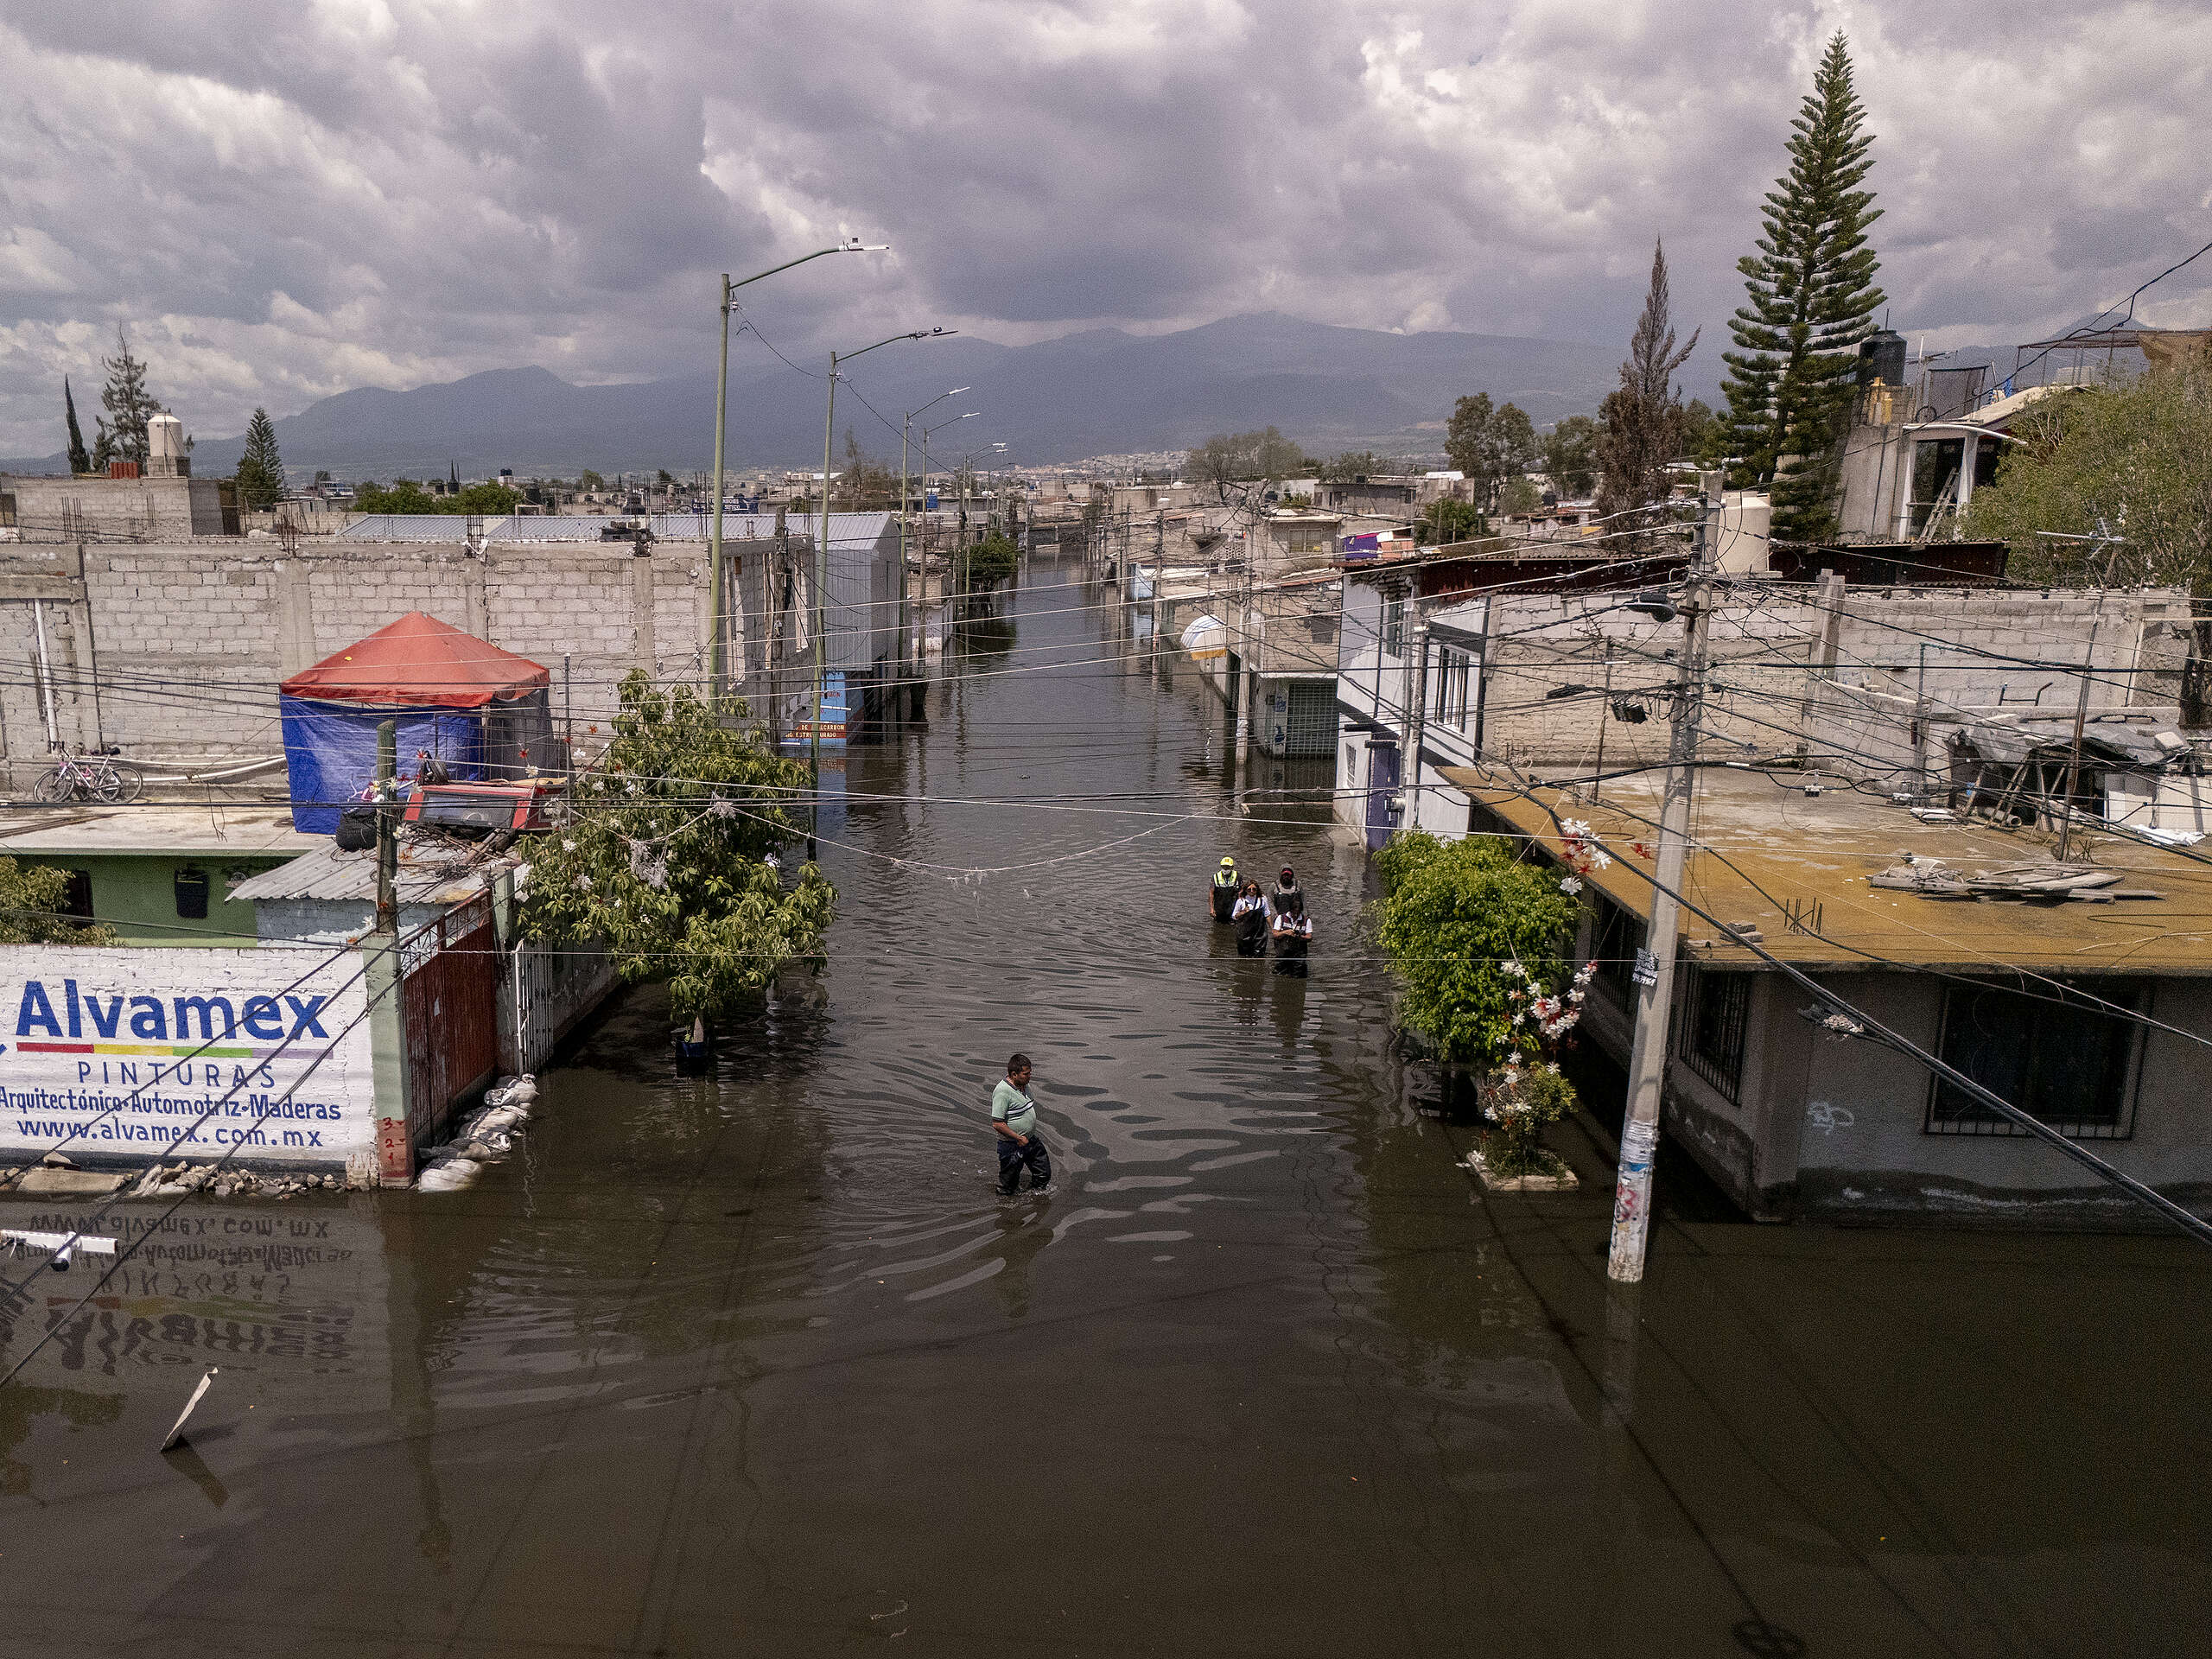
[992,1053,1051,1196]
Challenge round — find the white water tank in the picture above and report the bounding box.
[147,412,188,477]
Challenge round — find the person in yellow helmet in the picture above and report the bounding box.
[1209,855,1240,923]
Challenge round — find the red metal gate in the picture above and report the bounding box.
[401,896,499,1150]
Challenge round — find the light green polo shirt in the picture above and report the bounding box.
[991,1079,1037,1138]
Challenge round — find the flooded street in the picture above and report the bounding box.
[5,560,2211,1657]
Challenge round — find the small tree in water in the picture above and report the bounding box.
[1374,831,1591,1175]
[524,673,834,1022]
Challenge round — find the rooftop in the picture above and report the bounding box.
[0,805,316,859]
[1437,766,2212,976]
[229,837,509,907]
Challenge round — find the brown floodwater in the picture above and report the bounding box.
[3,560,2209,1656]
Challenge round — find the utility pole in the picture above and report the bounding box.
[375,719,398,932]
[2056,601,2105,863]
[1607,491,1720,1285]
[770,505,789,750]
[899,412,912,732]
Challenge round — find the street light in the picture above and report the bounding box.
[921,412,978,616]
[897,388,970,724]
[709,236,889,701]
[809,327,955,855]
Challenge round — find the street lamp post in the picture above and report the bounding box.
[809,327,954,856]
[899,386,970,728]
[709,238,888,704]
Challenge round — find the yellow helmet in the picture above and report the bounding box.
[1219,856,1236,868]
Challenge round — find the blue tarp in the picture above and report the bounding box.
[280,698,485,833]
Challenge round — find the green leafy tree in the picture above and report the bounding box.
[94,326,162,467]
[1444,395,1541,508]
[63,378,92,476]
[1966,358,2212,724]
[1497,476,1543,515]
[579,469,606,492]
[1541,414,1603,499]
[0,857,116,944]
[1185,427,1308,495]
[963,531,1020,593]
[1680,397,1722,464]
[1373,832,1580,1066]
[1597,238,1699,523]
[235,407,286,509]
[1444,393,1492,484]
[1419,498,1487,546]
[1319,449,1395,482]
[352,480,519,515]
[1719,32,1885,540]
[524,672,835,1020]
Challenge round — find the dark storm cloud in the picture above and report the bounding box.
[0,0,2205,454]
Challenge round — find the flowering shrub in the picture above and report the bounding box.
[1373,833,1581,1066]
[1480,1065,1580,1177]
[1375,832,1591,1176]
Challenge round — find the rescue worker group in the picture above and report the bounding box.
[987,859,1314,1198]
[1209,857,1313,976]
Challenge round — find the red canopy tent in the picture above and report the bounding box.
[279,611,550,708]
[279,613,556,831]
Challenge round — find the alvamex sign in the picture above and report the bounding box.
[0,949,374,1168]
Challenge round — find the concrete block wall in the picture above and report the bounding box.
[0,538,726,777]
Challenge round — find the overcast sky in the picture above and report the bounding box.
[1,0,2206,455]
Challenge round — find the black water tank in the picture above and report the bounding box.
[1858,330,1907,386]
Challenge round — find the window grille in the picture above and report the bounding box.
[1927,979,2145,1138]
[1382,593,1405,658]
[1433,645,1474,730]
[1675,966,1751,1103]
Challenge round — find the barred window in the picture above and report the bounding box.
[1433,645,1475,730]
[1382,593,1405,658]
[1675,967,1751,1103]
[1928,979,2145,1138]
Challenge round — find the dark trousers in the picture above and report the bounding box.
[997,1133,1052,1194]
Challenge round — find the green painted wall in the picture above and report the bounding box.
[30,853,293,946]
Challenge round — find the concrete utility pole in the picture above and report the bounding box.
[769,505,789,750]
[375,719,397,932]
[1607,492,1721,1285]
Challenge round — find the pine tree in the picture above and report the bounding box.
[1719,32,1885,541]
[1597,238,1700,523]
[63,377,92,476]
[96,325,162,467]
[236,407,286,509]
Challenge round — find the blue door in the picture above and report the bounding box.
[1365,744,1401,850]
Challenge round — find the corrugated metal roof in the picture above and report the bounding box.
[339,514,512,541]
[230,841,509,906]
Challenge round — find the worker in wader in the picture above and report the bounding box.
[1209,855,1240,923]
[1231,879,1270,957]
[1271,895,1313,977]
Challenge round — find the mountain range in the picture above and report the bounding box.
[4,311,1704,480]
